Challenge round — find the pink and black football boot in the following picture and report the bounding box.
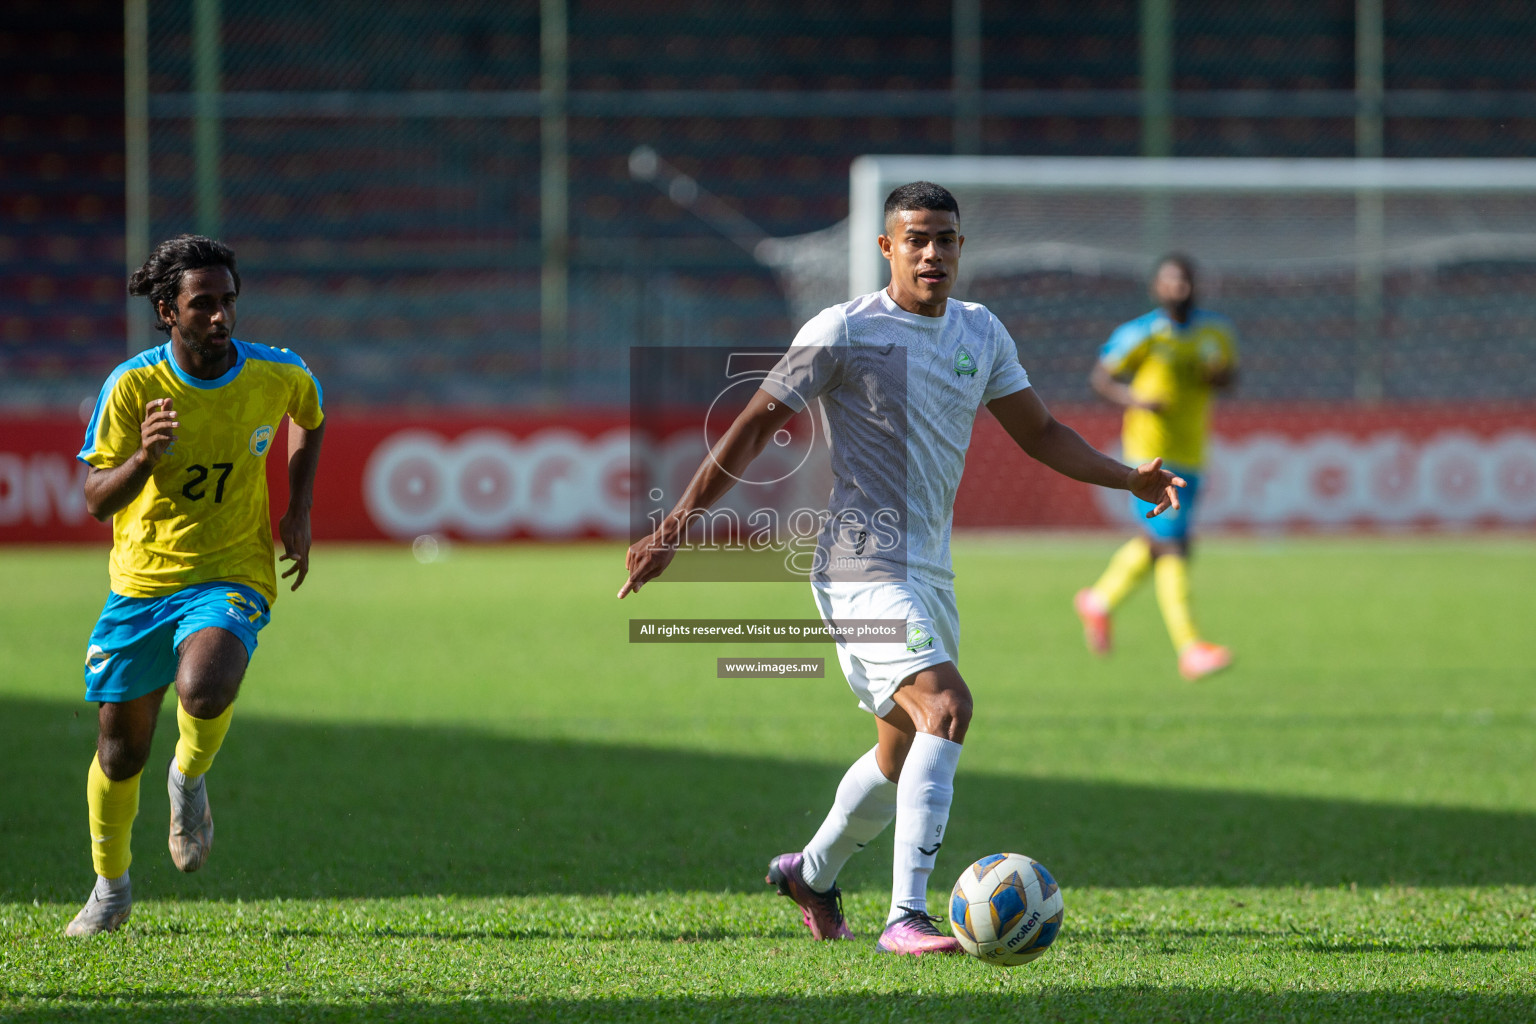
[875,907,963,955]
[766,852,854,940]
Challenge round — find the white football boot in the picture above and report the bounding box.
[64,875,132,937]
[167,758,214,872]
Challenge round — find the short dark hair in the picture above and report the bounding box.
[128,234,241,336]
[1154,251,1196,282]
[883,181,960,225]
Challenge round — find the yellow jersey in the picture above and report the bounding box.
[78,340,325,604]
[1098,308,1237,469]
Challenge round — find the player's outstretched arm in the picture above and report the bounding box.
[619,388,797,598]
[279,419,325,591]
[986,387,1185,517]
[83,397,179,521]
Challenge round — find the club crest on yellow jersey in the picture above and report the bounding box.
[248,425,274,457]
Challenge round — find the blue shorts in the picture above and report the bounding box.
[83,582,270,704]
[1129,468,1202,542]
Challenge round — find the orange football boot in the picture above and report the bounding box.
[1074,588,1112,656]
[1179,641,1232,681]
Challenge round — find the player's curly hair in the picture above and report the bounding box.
[128,234,241,336]
[883,181,960,224]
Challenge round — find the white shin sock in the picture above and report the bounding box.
[800,746,898,892]
[888,732,963,925]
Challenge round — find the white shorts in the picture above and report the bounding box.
[810,578,959,717]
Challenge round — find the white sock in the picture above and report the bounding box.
[887,732,962,925]
[800,746,897,892]
[94,872,130,900]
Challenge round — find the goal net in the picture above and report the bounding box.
[755,157,1536,406]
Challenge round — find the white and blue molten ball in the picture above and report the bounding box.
[949,852,1064,966]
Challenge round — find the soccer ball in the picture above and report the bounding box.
[948,852,1064,966]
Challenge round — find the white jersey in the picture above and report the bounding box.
[762,289,1031,587]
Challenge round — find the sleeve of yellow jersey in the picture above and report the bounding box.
[77,371,145,470]
[285,357,325,431]
[1098,316,1153,377]
[1207,316,1239,371]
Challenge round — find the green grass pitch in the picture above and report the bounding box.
[3,536,1535,1022]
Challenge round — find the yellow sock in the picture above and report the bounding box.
[87,754,140,879]
[175,700,234,779]
[1091,537,1152,610]
[1154,554,1200,652]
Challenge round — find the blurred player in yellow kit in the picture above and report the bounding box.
[1075,254,1236,681]
[65,235,325,935]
